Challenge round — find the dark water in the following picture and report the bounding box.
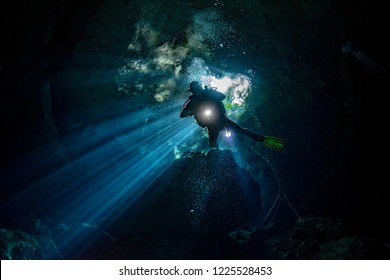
[0,0,388,259]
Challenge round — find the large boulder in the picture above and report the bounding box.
[96,149,263,259]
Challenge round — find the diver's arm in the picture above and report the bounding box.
[180,97,195,118]
[180,109,193,118]
[214,91,226,101]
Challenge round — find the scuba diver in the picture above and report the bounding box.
[180,81,284,150]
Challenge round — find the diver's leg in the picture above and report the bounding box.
[224,118,264,141]
[207,126,220,148]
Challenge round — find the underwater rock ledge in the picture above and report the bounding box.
[96,149,263,259]
[1,150,388,260]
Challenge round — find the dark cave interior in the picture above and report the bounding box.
[0,0,388,259]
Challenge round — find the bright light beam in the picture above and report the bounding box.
[1,100,196,258]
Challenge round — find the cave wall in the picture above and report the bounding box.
[1,0,388,240]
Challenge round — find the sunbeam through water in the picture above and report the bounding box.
[1,99,197,257]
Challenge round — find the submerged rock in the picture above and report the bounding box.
[263,217,389,259]
[97,149,263,259]
[0,229,62,260]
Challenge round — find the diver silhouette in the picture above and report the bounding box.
[180,81,284,150]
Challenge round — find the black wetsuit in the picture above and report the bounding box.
[180,87,261,148]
